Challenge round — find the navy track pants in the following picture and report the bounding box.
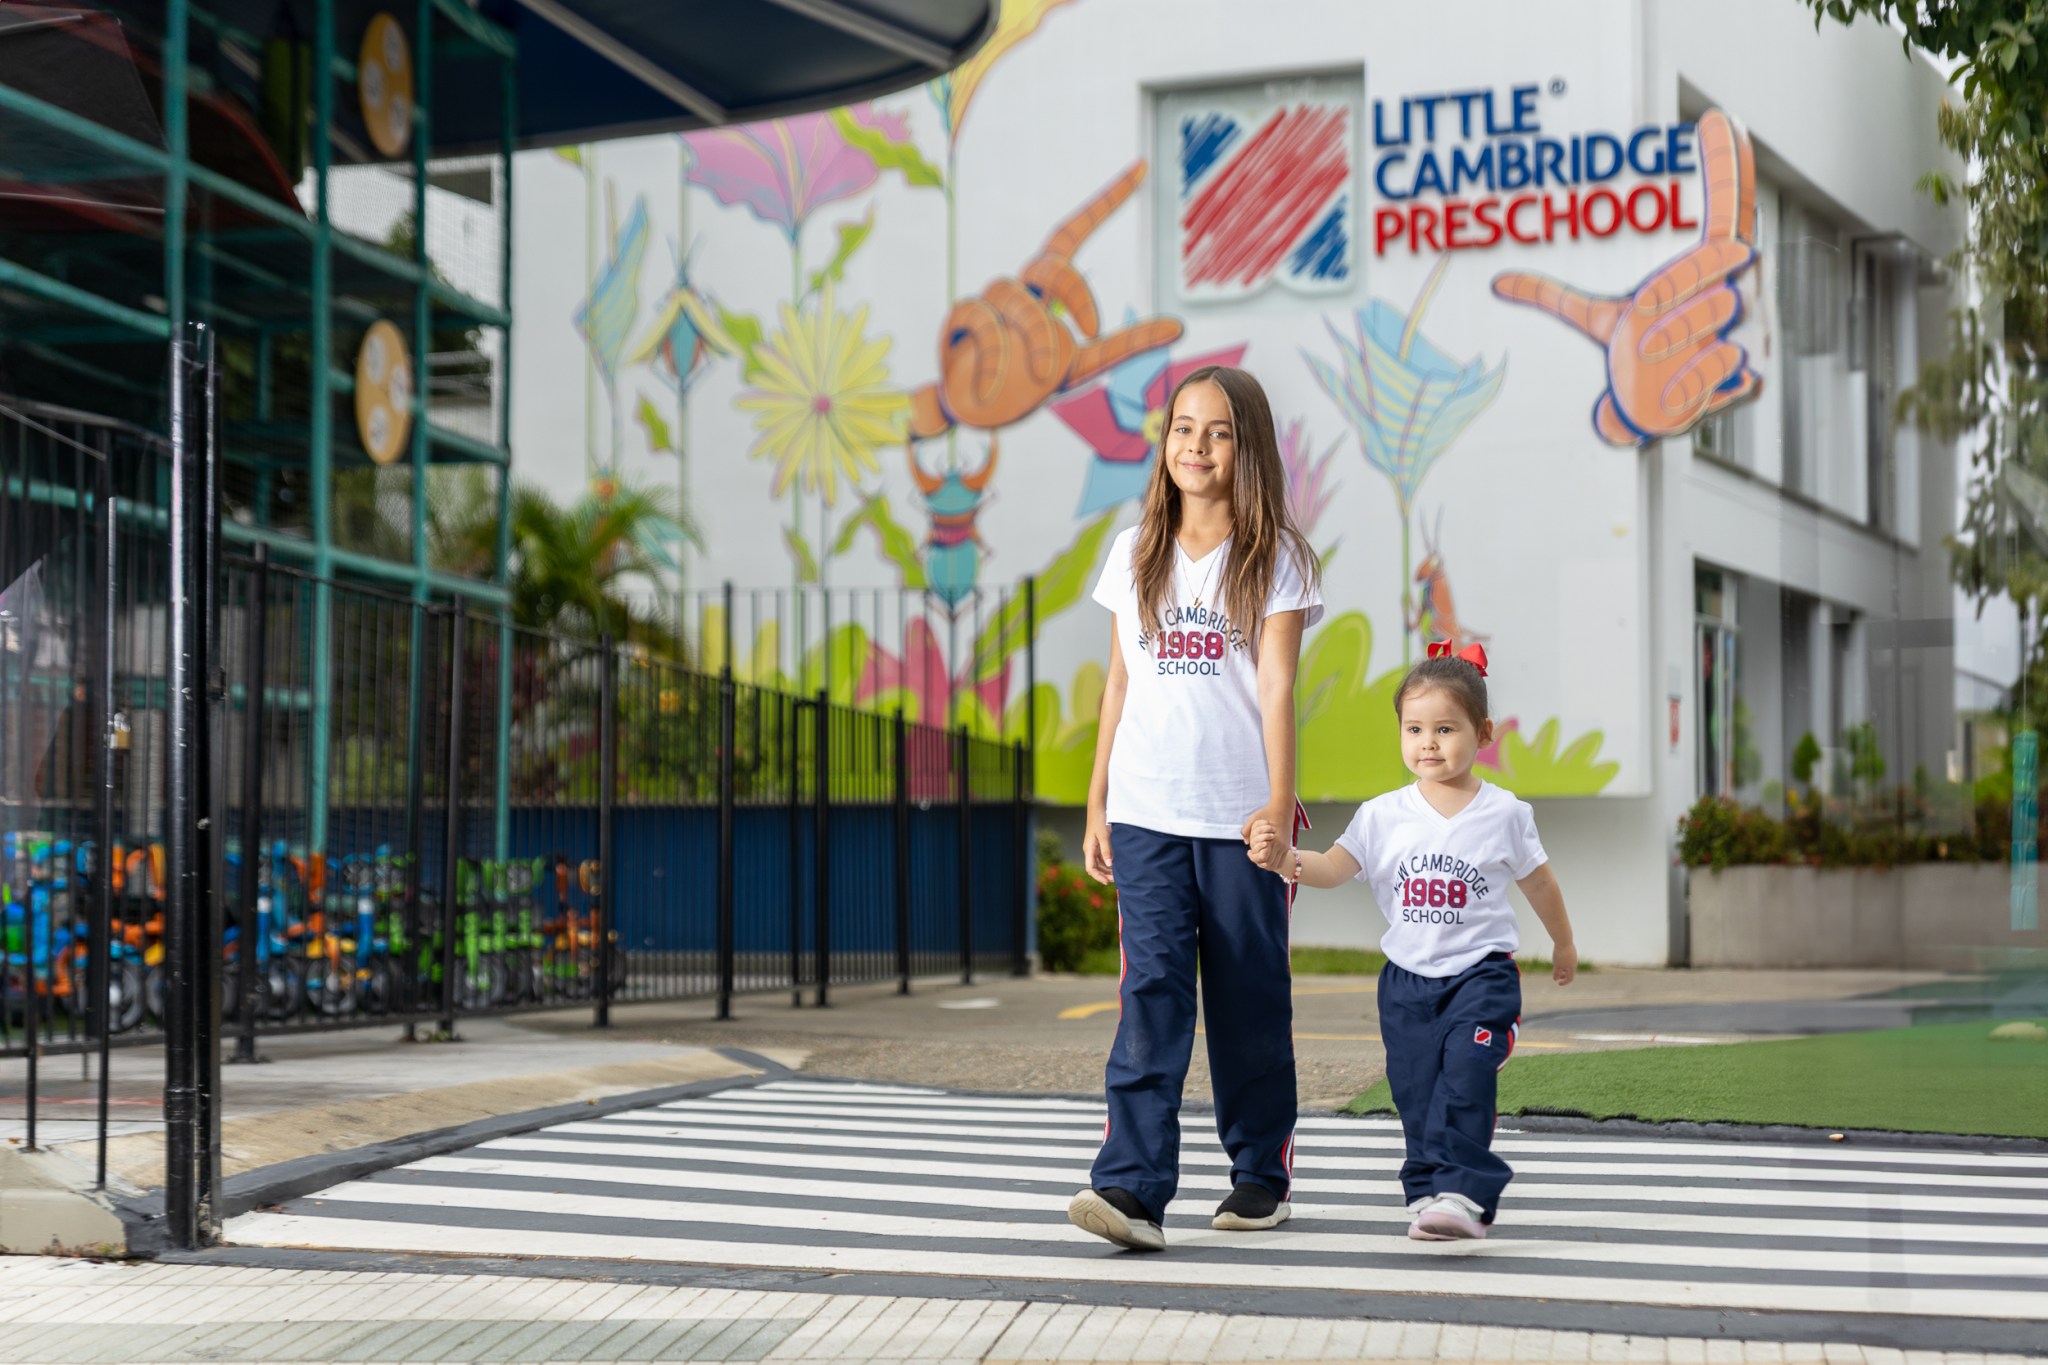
[1378,952,1523,1219]
[1089,823,1296,1223]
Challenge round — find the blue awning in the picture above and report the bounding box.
[466,0,996,151]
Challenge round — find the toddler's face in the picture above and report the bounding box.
[1399,686,1491,783]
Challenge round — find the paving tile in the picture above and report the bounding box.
[1475,1326,1520,1363]
[1321,1320,1370,1363]
[1436,1324,1480,1361]
[1363,1321,1410,1362]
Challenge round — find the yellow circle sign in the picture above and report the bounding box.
[358,13,413,158]
[355,320,413,465]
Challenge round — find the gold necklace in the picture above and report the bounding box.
[1186,542,1224,611]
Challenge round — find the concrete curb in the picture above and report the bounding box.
[115,1046,788,1254]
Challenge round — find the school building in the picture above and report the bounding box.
[509,0,1971,966]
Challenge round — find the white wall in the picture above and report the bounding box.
[507,0,1962,967]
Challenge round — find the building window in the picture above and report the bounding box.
[1776,199,1844,503]
[1696,566,1739,798]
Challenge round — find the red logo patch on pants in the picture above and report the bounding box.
[1473,1026,1493,1046]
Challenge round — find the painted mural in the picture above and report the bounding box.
[520,5,1777,806]
[1490,109,1764,445]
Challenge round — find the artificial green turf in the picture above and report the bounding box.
[1342,1017,2048,1138]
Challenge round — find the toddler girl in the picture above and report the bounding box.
[1248,642,1576,1240]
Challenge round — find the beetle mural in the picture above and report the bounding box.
[908,437,1000,609]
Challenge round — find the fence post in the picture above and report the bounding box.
[893,710,910,995]
[196,322,225,1233]
[715,666,736,1020]
[787,695,802,1007]
[1011,739,1029,977]
[91,482,119,1187]
[595,636,617,1028]
[957,727,973,985]
[400,599,429,1030]
[233,544,269,1063]
[439,601,466,1039]
[813,689,830,1007]
[163,321,221,1249]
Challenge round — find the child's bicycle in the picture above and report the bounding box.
[537,855,627,1002]
[3,834,147,1035]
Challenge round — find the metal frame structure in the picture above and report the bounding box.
[1,0,519,861]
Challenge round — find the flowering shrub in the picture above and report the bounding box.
[1036,830,1118,972]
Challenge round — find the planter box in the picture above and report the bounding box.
[1688,863,2048,970]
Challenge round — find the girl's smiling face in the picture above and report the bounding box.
[1165,380,1237,502]
[1399,685,1493,784]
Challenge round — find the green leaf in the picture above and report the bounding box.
[719,307,768,382]
[635,395,674,455]
[1317,540,1341,575]
[784,526,820,585]
[807,209,876,298]
[830,107,945,189]
[969,510,1118,681]
[835,494,927,588]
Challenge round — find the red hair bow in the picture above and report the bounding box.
[1427,640,1488,676]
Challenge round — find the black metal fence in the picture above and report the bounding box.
[2,333,1035,1240]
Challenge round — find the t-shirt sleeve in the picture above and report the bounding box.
[1265,542,1325,628]
[1092,528,1136,615]
[1332,802,1373,882]
[1507,800,1549,879]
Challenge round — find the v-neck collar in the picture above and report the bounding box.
[1175,535,1230,571]
[1409,779,1489,826]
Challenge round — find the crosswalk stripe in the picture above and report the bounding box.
[564,1116,2048,1193]
[223,1211,2047,1322]
[297,1180,2048,1280]
[581,1113,2048,1186]
[476,1133,2048,1214]
[223,1080,2048,1325]
[395,1155,2048,1246]
[712,1090,2048,1172]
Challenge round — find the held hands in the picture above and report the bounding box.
[1244,818,1291,875]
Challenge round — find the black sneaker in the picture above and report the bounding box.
[1212,1181,1291,1231]
[1068,1186,1165,1251]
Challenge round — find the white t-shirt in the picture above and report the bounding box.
[1093,526,1323,839]
[1333,781,1548,977]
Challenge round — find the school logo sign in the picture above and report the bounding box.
[1176,98,1355,302]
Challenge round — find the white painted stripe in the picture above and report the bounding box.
[564,1117,2048,1192]
[405,1154,2048,1246]
[479,1134,2048,1215]
[728,1091,2048,1171]
[221,1213,2048,1321]
[302,1179,2048,1282]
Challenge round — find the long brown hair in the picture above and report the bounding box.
[1131,366,1318,647]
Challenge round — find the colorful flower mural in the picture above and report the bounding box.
[573,191,650,488]
[1280,417,1341,554]
[931,0,1080,143]
[682,105,908,247]
[1049,340,1246,515]
[736,285,908,507]
[1304,257,1504,664]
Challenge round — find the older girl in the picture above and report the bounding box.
[1068,366,1322,1252]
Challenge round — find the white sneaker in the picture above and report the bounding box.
[1408,1192,1488,1241]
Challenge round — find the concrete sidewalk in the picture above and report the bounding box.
[5,1255,2039,1365]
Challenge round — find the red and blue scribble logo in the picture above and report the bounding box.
[1178,102,1354,300]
